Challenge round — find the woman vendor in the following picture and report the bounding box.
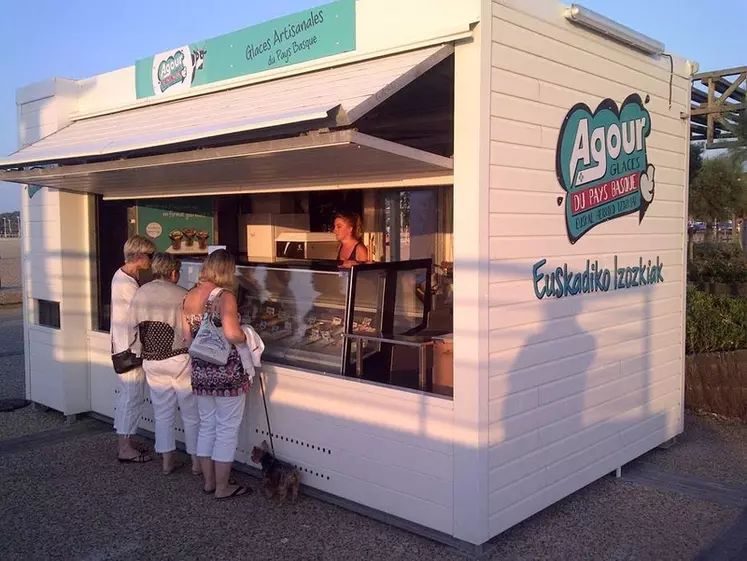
[333,212,369,267]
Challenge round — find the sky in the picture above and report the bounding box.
[0,0,745,212]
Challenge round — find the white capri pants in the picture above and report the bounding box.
[196,394,246,463]
[114,367,146,437]
[143,355,199,455]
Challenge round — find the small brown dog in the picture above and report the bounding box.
[251,440,301,503]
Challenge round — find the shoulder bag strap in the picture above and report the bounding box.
[204,287,226,315]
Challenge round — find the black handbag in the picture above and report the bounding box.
[111,349,142,375]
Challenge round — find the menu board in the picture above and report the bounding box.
[137,198,214,254]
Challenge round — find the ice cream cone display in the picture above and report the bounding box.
[168,229,183,250]
[182,226,197,247]
[136,199,214,254]
[162,226,213,254]
[196,230,210,249]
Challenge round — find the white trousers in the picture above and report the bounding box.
[114,367,145,436]
[143,355,199,455]
[196,394,246,463]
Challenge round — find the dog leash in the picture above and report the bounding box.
[259,371,275,456]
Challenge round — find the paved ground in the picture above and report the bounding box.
[0,306,746,560]
[0,238,21,287]
[0,305,66,440]
[0,238,23,304]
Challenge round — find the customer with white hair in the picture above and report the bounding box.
[128,253,200,475]
[111,235,156,463]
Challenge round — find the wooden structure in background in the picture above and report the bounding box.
[691,66,746,148]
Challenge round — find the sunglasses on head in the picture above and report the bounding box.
[145,252,155,259]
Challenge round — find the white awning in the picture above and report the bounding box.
[1,45,453,169]
[0,131,453,199]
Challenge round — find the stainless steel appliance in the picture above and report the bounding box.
[275,232,339,260]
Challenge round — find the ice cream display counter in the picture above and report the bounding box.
[181,258,435,389]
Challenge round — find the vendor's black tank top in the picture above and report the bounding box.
[337,242,362,262]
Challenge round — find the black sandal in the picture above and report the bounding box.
[216,486,251,500]
[118,452,152,464]
[203,478,237,493]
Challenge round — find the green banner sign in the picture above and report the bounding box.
[137,199,214,255]
[135,0,356,99]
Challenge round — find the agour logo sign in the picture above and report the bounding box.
[556,93,656,244]
[151,46,207,96]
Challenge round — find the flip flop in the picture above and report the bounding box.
[216,486,251,500]
[118,452,152,464]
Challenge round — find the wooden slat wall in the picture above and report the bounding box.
[487,0,689,538]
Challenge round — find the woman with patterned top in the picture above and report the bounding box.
[128,253,200,475]
[181,250,251,500]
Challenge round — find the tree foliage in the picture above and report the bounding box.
[690,142,704,184]
[688,243,747,284]
[689,156,745,222]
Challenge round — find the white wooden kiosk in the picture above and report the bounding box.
[1,0,692,551]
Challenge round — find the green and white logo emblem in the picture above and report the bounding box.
[556,93,656,244]
[151,46,207,96]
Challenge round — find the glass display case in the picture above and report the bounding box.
[235,259,432,378]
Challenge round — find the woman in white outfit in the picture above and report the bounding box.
[128,253,200,475]
[182,250,251,500]
[111,235,156,463]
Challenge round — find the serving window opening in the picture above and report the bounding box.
[90,185,454,397]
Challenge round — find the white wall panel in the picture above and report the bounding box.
[487,0,689,537]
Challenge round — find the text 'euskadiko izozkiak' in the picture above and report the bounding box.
[533,256,664,300]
